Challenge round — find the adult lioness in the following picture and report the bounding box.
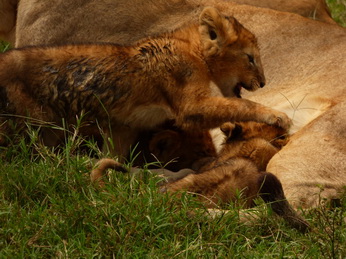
[1,0,334,46]
[234,0,336,25]
[0,7,290,159]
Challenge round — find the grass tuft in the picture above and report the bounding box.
[0,127,345,257]
[327,0,346,26]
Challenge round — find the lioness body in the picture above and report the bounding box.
[234,0,335,24]
[0,7,290,158]
[0,0,335,46]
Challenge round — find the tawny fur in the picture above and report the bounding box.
[91,123,216,185]
[90,158,196,187]
[0,0,17,44]
[90,121,309,231]
[0,7,291,160]
[90,158,127,187]
[2,0,345,208]
[164,122,309,232]
[165,121,288,201]
[216,121,288,171]
[235,0,335,25]
[131,122,216,172]
[0,0,334,46]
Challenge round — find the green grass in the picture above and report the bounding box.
[0,134,345,257]
[327,0,346,26]
[1,2,346,257]
[0,41,10,52]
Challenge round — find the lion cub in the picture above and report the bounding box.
[91,122,309,231]
[0,7,290,159]
[164,122,309,232]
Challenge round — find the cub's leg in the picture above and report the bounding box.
[163,161,310,232]
[179,96,291,131]
[0,81,55,145]
[162,158,260,207]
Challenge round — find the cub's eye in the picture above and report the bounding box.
[247,54,255,65]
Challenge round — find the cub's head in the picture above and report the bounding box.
[221,121,289,149]
[219,122,288,171]
[132,124,216,172]
[199,7,265,98]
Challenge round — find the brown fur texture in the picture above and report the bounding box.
[0,7,290,160]
[90,121,309,231]
[234,0,336,25]
[0,0,334,46]
[90,158,196,188]
[90,122,216,185]
[215,121,288,171]
[131,122,216,172]
[90,158,127,187]
[164,122,309,232]
[48,0,344,208]
[2,0,345,207]
[0,0,17,44]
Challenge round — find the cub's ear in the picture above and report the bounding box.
[199,7,239,56]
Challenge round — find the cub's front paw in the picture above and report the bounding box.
[268,111,292,130]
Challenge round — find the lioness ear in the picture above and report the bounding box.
[199,7,238,56]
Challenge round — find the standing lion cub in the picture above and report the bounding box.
[0,7,290,159]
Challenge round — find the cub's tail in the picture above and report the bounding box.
[90,158,127,187]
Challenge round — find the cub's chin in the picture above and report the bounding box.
[233,80,264,98]
[233,83,243,98]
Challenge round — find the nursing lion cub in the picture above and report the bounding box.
[91,121,309,231]
[0,7,290,158]
[164,121,309,231]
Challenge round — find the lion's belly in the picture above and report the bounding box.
[124,105,174,129]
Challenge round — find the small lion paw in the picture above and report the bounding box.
[267,112,292,130]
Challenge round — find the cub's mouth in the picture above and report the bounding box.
[234,83,244,98]
[234,81,263,98]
